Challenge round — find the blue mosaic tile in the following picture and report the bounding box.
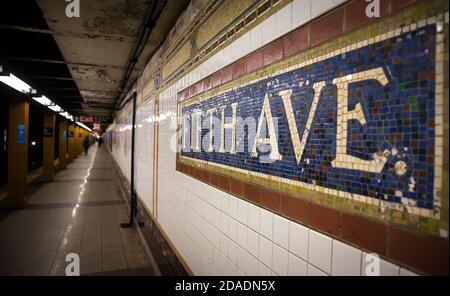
[180,25,437,212]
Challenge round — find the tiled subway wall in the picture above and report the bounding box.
[107,0,449,276]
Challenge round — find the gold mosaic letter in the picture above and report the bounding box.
[251,92,282,160]
[219,103,238,154]
[205,108,216,152]
[279,81,326,164]
[332,67,389,173]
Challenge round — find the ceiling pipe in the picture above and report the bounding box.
[112,0,167,114]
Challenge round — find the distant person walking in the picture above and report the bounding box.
[98,136,103,147]
[82,135,89,155]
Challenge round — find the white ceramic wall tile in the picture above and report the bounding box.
[258,262,272,276]
[288,253,308,276]
[400,268,419,276]
[289,221,308,260]
[275,3,292,38]
[236,245,248,274]
[228,240,237,265]
[247,203,260,232]
[273,214,289,250]
[237,222,247,248]
[238,246,259,276]
[247,228,259,258]
[220,212,228,234]
[262,14,277,44]
[308,264,328,276]
[308,229,332,274]
[258,234,273,269]
[311,0,334,17]
[228,195,238,219]
[228,216,238,241]
[226,258,237,276]
[228,217,237,242]
[250,23,263,51]
[232,32,251,60]
[335,0,347,5]
[379,259,400,276]
[331,240,362,276]
[231,36,243,61]
[237,198,248,224]
[292,0,311,29]
[272,243,289,276]
[259,208,273,240]
[223,45,232,68]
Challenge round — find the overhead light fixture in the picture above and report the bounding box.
[77,122,92,132]
[49,104,63,113]
[32,96,53,106]
[1,72,88,130]
[0,73,32,93]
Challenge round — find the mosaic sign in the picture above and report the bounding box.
[179,24,442,219]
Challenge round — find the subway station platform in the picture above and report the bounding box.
[0,145,157,276]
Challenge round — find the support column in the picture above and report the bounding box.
[7,100,29,209]
[68,124,75,162]
[58,120,68,169]
[75,126,81,156]
[42,112,55,182]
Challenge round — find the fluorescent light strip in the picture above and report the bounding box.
[1,73,91,132]
[0,74,31,93]
[76,122,92,132]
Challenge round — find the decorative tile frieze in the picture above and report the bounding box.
[178,16,447,238]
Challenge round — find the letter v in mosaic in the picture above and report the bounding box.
[178,22,445,229]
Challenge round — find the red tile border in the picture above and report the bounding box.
[245,51,263,73]
[279,194,307,223]
[389,227,449,275]
[203,76,212,92]
[307,202,340,236]
[391,0,421,11]
[259,187,280,212]
[341,213,388,256]
[230,178,245,196]
[262,39,284,66]
[201,169,210,183]
[221,66,233,84]
[282,26,309,58]
[232,59,247,80]
[244,182,260,203]
[218,175,230,192]
[211,72,222,88]
[209,171,220,187]
[310,8,344,47]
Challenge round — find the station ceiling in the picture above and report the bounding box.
[1,0,189,120]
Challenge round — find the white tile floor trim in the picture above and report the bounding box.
[109,0,420,276]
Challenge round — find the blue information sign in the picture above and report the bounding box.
[17,124,25,144]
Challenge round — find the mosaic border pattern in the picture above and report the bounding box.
[179,16,446,221]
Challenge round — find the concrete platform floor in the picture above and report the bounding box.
[0,145,157,276]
